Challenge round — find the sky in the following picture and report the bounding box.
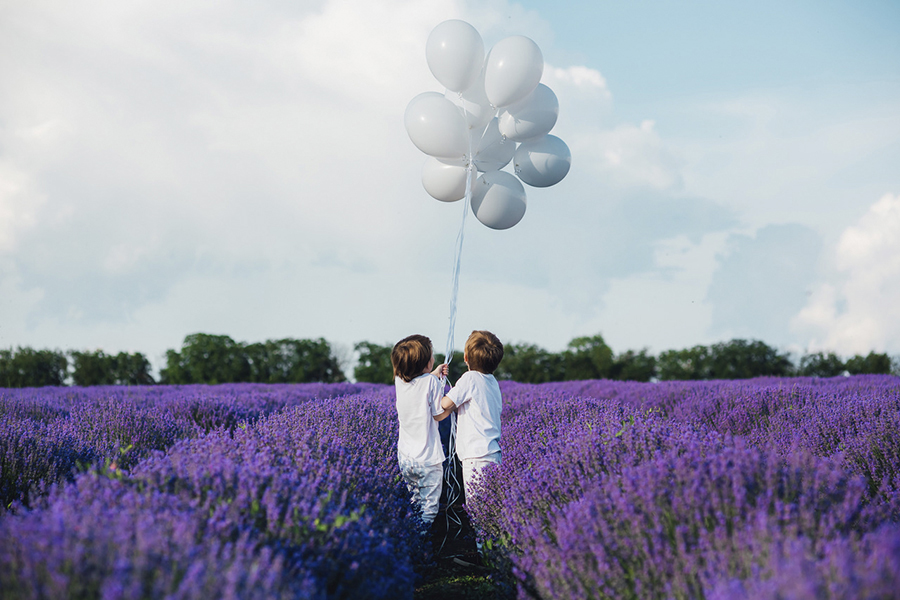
[1,0,899,376]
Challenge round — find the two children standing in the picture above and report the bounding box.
[391,330,504,528]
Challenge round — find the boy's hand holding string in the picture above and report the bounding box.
[431,362,455,422]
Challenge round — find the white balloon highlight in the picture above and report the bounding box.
[484,35,544,108]
[514,135,571,188]
[498,83,559,142]
[422,157,468,202]
[404,92,469,159]
[471,171,527,230]
[426,20,485,93]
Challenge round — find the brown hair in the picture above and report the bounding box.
[464,330,503,374]
[391,334,433,382]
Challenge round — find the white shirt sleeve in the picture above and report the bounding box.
[446,372,471,407]
[429,375,444,416]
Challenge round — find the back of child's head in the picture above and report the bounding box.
[465,330,503,374]
[391,334,433,382]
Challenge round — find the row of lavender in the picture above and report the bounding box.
[0,383,381,508]
[2,377,899,598]
[1,383,424,599]
[472,376,900,599]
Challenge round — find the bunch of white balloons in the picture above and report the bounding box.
[404,20,571,230]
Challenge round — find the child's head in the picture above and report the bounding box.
[464,330,503,374]
[391,334,434,382]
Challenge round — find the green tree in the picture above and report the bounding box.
[562,334,614,380]
[657,345,712,380]
[610,349,657,382]
[495,343,565,383]
[160,333,249,384]
[111,352,155,385]
[249,338,345,383]
[71,350,155,386]
[243,342,272,383]
[798,352,845,377]
[162,334,345,385]
[845,351,892,375]
[707,339,793,379]
[70,350,115,386]
[354,342,394,384]
[0,347,68,388]
[160,349,190,384]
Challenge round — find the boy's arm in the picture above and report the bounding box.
[433,402,453,421]
[432,394,456,422]
[432,383,459,422]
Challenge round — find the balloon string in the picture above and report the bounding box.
[442,165,472,374]
[437,136,474,556]
[442,135,475,375]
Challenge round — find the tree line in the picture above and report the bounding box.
[1,332,896,388]
[0,347,154,387]
[356,335,896,383]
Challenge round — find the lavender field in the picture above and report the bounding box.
[1,377,899,599]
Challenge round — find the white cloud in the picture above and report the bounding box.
[792,193,900,354]
[586,120,683,191]
[706,223,822,346]
[1,1,451,275]
[545,65,611,98]
[590,232,730,353]
[0,163,44,253]
[540,64,682,192]
[677,90,900,235]
[541,63,612,138]
[291,0,454,103]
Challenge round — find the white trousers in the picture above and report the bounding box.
[461,451,502,506]
[398,452,443,525]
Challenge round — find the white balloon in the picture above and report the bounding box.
[514,135,571,188]
[426,20,484,93]
[484,35,543,108]
[498,83,558,142]
[472,117,516,172]
[422,157,468,202]
[404,92,469,159]
[471,170,527,230]
[445,72,494,132]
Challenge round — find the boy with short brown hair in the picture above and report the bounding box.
[392,334,451,526]
[441,330,504,506]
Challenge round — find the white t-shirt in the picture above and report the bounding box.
[395,373,445,466]
[446,370,502,461]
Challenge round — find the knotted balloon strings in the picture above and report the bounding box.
[436,154,475,555]
[436,414,463,555]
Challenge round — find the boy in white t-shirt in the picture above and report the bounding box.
[392,334,453,525]
[440,330,504,507]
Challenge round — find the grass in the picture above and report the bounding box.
[416,572,498,600]
[414,475,514,600]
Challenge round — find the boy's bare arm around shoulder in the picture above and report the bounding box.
[433,394,456,421]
